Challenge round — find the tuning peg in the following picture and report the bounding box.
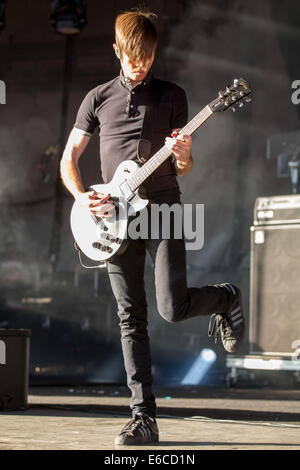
[225,86,231,95]
[238,102,244,108]
[245,97,252,102]
[230,106,236,112]
[218,90,224,98]
[233,78,239,88]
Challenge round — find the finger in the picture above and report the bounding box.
[174,142,187,153]
[99,201,115,211]
[91,211,113,218]
[165,136,174,150]
[165,136,183,147]
[177,134,191,142]
[86,190,97,199]
[166,136,189,147]
[89,196,113,209]
[89,200,115,209]
[89,192,110,201]
[173,144,183,153]
[99,194,112,204]
[91,203,116,217]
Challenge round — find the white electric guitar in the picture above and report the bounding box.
[70,78,252,264]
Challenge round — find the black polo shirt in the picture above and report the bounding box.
[74,72,188,200]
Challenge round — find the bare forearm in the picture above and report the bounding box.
[60,155,85,199]
[60,128,90,199]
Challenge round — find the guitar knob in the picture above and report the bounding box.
[92,242,102,249]
[100,245,113,253]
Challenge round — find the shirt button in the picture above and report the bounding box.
[132,91,135,94]
[130,105,134,108]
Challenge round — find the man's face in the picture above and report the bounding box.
[120,51,155,83]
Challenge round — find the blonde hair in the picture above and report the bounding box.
[115,7,158,63]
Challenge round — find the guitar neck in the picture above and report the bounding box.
[127,104,213,191]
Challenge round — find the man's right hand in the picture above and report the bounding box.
[76,191,115,217]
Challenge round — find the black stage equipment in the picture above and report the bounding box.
[267,131,300,194]
[250,194,300,356]
[0,0,6,32]
[50,0,87,35]
[0,329,31,410]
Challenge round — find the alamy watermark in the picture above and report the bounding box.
[127,203,204,251]
[101,201,204,251]
[0,79,6,104]
[0,340,6,365]
[291,80,300,104]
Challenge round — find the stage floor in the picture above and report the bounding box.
[1,386,300,450]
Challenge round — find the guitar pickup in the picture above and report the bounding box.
[119,181,135,201]
[100,233,121,244]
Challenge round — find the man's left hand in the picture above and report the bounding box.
[165,130,192,163]
[165,130,193,174]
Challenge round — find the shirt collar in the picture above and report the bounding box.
[120,69,153,91]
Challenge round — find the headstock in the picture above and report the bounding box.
[209,78,252,113]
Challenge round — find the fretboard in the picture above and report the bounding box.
[127,104,213,191]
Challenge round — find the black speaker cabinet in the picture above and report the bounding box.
[250,224,300,356]
[0,329,30,410]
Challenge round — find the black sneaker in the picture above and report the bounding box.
[114,414,159,446]
[208,283,245,353]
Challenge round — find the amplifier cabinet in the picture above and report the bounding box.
[0,329,30,410]
[250,224,300,356]
[254,194,300,225]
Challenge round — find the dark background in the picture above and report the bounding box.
[0,0,299,387]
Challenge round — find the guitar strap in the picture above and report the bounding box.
[137,77,163,164]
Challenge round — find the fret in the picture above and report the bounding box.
[129,174,139,189]
[128,104,214,192]
[181,105,213,136]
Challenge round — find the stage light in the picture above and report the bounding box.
[181,348,217,385]
[0,0,6,32]
[50,0,87,35]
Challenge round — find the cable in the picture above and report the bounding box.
[76,244,107,270]
[157,414,300,429]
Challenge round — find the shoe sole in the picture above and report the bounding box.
[114,436,159,446]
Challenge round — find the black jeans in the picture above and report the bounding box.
[107,200,233,418]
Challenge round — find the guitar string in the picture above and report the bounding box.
[127,105,213,192]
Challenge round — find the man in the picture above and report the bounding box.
[60,8,245,446]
